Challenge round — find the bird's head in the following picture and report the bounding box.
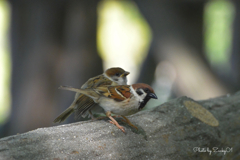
[132,83,158,110]
[105,67,130,85]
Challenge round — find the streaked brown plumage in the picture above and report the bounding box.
[58,83,158,132]
[53,67,130,123]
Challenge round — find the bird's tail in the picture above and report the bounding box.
[58,86,99,101]
[53,106,74,123]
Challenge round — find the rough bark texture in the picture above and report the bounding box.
[0,92,240,160]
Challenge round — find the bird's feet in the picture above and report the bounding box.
[121,116,138,130]
[109,120,125,133]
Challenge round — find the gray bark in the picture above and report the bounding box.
[0,92,240,160]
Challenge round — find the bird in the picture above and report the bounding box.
[58,83,158,133]
[53,67,130,123]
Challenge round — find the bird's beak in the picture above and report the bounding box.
[121,71,130,77]
[148,93,158,99]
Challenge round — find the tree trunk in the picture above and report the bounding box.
[0,91,239,160]
[231,0,240,90]
[134,1,229,100]
[135,1,205,84]
[4,0,102,137]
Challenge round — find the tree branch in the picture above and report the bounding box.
[1,92,240,160]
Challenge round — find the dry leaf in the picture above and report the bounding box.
[183,100,219,127]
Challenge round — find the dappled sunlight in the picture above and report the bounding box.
[204,0,234,69]
[145,61,177,109]
[0,0,237,137]
[157,38,229,100]
[97,1,151,84]
[0,1,11,124]
[97,0,234,104]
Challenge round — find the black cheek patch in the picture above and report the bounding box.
[138,96,151,110]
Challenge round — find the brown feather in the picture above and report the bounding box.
[132,83,155,93]
[73,74,113,118]
[55,68,130,122]
[116,85,131,98]
[81,75,112,89]
[106,85,131,102]
[105,67,126,77]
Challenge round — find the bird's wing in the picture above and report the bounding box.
[74,75,113,118]
[95,85,132,102]
[74,94,97,119]
[81,75,112,89]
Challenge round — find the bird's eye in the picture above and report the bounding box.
[136,90,143,95]
[144,88,149,92]
[115,73,120,77]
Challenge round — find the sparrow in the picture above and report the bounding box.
[54,67,130,123]
[58,83,158,133]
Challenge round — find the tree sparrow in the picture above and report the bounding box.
[54,67,130,123]
[58,83,158,132]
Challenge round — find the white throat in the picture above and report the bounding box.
[130,86,146,103]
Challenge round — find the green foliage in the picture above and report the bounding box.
[204,0,234,68]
